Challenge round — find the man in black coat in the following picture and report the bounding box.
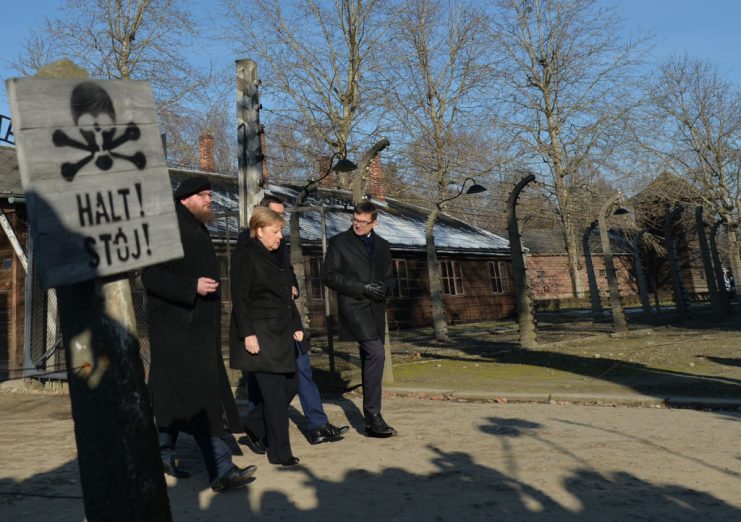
[142,175,257,492]
[323,200,398,437]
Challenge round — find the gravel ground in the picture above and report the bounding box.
[1,391,740,521]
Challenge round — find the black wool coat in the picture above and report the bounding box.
[323,228,395,342]
[142,203,241,436]
[237,230,312,355]
[229,237,302,373]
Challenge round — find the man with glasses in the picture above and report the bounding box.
[237,194,349,451]
[324,200,397,437]
[143,175,257,492]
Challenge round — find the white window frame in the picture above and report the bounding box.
[489,261,512,294]
[394,259,411,298]
[441,260,464,296]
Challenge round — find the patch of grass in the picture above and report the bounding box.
[308,304,741,398]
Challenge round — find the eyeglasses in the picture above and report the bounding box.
[352,218,374,226]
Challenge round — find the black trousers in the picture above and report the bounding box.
[244,371,298,464]
[359,338,385,417]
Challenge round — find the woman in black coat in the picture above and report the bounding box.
[230,206,303,466]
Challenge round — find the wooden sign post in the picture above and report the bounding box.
[7,77,182,285]
[7,69,174,521]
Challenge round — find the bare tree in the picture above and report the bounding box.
[646,55,741,296]
[160,69,239,172]
[224,0,389,167]
[224,0,393,343]
[385,0,495,341]
[10,0,214,165]
[490,0,649,298]
[13,0,207,106]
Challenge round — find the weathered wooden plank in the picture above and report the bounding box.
[13,123,167,185]
[6,77,182,287]
[27,170,175,222]
[6,78,158,130]
[40,215,183,285]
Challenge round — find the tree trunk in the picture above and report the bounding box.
[554,199,585,299]
[551,160,584,299]
[564,222,585,298]
[425,208,448,342]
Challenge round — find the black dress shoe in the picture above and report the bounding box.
[163,459,190,479]
[210,464,257,492]
[326,423,349,438]
[364,412,398,438]
[308,423,348,445]
[268,456,300,467]
[238,428,267,455]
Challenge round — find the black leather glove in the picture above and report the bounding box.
[362,282,385,302]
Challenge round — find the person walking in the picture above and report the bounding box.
[229,207,303,466]
[237,195,349,448]
[142,175,257,492]
[323,200,397,437]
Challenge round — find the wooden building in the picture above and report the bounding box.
[519,228,637,305]
[0,145,26,380]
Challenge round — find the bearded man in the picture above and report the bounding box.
[142,175,257,492]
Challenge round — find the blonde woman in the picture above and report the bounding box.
[229,206,303,466]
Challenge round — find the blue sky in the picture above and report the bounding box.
[2,0,740,120]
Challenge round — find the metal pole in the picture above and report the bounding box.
[598,193,628,333]
[320,204,335,375]
[709,219,732,314]
[582,220,602,319]
[506,173,538,348]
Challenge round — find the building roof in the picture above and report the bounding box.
[0,146,510,256]
[512,228,632,256]
[168,169,511,255]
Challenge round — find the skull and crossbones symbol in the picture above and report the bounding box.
[52,81,146,181]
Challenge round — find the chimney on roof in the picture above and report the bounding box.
[198,134,215,172]
[259,124,269,188]
[368,154,385,201]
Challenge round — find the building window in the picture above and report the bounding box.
[394,259,411,298]
[441,260,464,295]
[489,261,511,294]
[309,257,324,299]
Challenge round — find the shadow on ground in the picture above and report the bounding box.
[2,417,740,521]
[5,410,741,521]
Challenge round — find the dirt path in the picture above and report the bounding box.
[1,391,740,521]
